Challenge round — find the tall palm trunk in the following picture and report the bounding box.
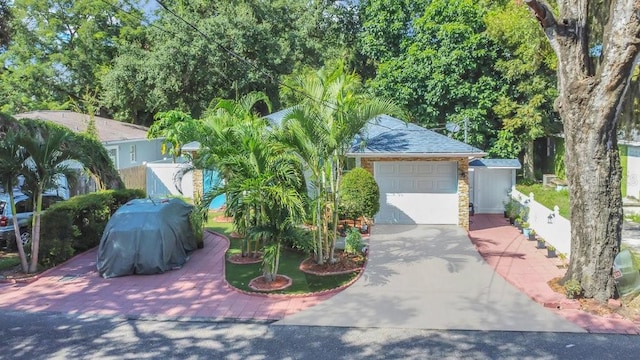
[28,189,43,273]
[329,151,342,262]
[9,191,28,272]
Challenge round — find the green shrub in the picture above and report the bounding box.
[190,194,208,249]
[339,168,380,221]
[564,279,582,299]
[39,238,75,269]
[554,139,566,179]
[39,189,145,267]
[345,228,363,255]
[282,227,315,254]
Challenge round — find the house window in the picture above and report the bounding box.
[106,146,119,169]
[343,157,356,172]
[130,145,137,163]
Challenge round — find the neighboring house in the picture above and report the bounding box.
[14,110,164,170]
[549,132,638,200]
[620,135,640,200]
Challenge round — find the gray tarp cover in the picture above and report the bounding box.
[97,198,197,278]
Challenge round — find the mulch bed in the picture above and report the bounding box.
[0,264,40,283]
[213,215,233,223]
[227,253,263,265]
[249,274,292,292]
[299,251,365,276]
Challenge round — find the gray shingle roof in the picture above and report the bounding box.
[267,109,485,156]
[14,110,152,143]
[350,115,485,156]
[469,158,521,169]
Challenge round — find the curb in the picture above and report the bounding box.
[208,230,368,299]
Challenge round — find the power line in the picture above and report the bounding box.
[98,0,234,85]
[103,0,366,119]
[153,0,344,113]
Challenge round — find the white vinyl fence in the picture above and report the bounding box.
[512,189,571,256]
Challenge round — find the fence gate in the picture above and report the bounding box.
[118,165,147,191]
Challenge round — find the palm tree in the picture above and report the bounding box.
[222,131,305,282]
[19,126,77,273]
[198,93,306,282]
[196,92,273,235]
[0,132,29,272]
[280,64,403,264]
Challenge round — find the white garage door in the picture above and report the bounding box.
[374,161,459,225]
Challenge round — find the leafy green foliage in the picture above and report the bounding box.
[279,63,401,264]
[344,228,363,255]
[0,0,11,49]
[554,139,566,180]
[281,227,315,255]
[620,145,628,198]
[102,0,348,124]
[564,279,582,299]
[147,110,200,160]
[39,189,145,267]
[339,167,380,220]
[364,0,507,149]
[484,2,560,171]
[0,251,20,271]
[0,0,146,114]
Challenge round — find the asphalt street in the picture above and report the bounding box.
[1,311,638,360]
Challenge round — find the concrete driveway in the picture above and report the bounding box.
[276,225,584,332]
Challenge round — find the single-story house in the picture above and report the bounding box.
[172,109,520,228]
[266,110,520,230]
[14,110,164,170]
[345,115,484,229]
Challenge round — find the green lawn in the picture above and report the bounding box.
[205,212,360,294]
[516,184,571,219]
[0,251,20,271]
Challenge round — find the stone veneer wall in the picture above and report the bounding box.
[360,157,470,230]
[192,169,203,199]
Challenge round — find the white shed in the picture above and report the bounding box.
[469,159,521,214]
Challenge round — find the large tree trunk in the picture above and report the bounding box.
[523,140,536,180]
[526,0,640,301]
[561,83,623,301]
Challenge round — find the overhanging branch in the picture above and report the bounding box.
[525,0,557,28]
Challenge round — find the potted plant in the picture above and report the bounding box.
[522,222,531,237]
[514,218,522,230]
[504,199,518,223]
[528,229,536,241]
[537,238,547,249]
[547,245,557,258]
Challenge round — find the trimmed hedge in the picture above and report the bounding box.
[39,189,146,268]
[339,167,380,222]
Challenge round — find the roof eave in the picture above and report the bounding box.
[347,152,488,158]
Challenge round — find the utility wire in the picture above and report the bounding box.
[153,0,344,113]
[98,0,234,85]
[102,0,375,120]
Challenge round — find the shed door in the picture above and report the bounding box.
[473,168,512,214]
[374,161,458,225]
